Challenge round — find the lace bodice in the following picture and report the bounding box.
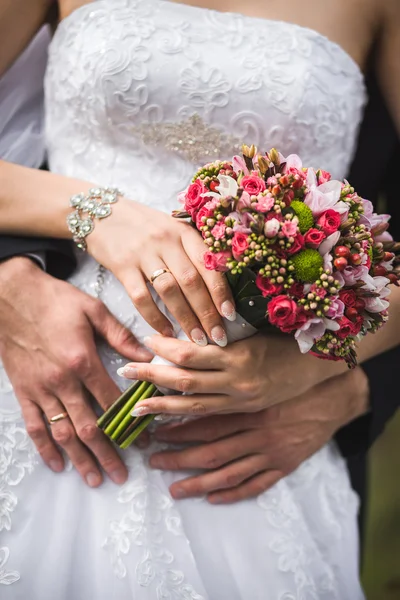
[46,0,366,214]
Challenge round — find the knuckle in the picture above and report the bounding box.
[180,269,201,289]
[202,451,221,469]
[26,421,46,441]
[178,376,195,394]
[77,423,99,443]
[100,454,120,471]
[156,276,177,296]
[225,471,243,488]
[200,307,219,323]
[66,352,90,376]
[190,401,207,416]
[175,346,195,365]
[52,424,75,446]
[46,368,67,390]
[130,288,149,306]
[209,277,228,297]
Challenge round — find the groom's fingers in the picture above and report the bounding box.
[154,413,253,444]
[207,470,283,504]
[167,455,269,499]
[19,401,64,472]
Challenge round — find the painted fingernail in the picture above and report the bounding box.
[211,325,227,347]
[143,336,153,347]
[172,487,187,499]
[131,405,150,417]
[86,472,101,488]
[110,469,127,485]
[190,327,207,346]
[49,460,63,473]
[117,366,138,378]
[221,300,236,322]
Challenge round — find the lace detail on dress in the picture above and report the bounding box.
[0,420,37,585]
[103,450,205,599]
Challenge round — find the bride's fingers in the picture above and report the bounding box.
[144,258,206,345]
[181,228,236,322]
[130,393,250,418]
[163,246,228,346]
[40,394,103,488]
[20,401,64,473]
[117,362,226,395]
[167,455,270,500]
[207,469,283,504]
[119,268,174,337]
[143,334,227,370]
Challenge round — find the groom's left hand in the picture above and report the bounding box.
[149,367,369,503]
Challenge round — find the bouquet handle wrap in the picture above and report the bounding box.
[150,315,258,395]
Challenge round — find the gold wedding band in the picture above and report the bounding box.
[48,412,69,425]
[150,268,171,284]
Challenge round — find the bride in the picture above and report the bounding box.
[1,0,400,598]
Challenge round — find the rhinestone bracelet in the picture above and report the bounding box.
[66,187,122,251]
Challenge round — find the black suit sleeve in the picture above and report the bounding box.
[0,234,76,280]
[335,346,400,457]
[335,73,400,458]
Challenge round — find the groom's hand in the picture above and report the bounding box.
[150,367,370,503]
[0,257,152,487]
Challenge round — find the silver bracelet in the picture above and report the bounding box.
[66,187,122,251]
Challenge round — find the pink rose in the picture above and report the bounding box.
[254,195,274,213]
[317,209,341,235]
[281,219,299,238]
[204,252,218,270]
[240,175,266,196]
[213,250,231,272]
[304,228,326,248]
[184,179,207,217]
[268,296,306,333]
[231,232,249,260]
[255,274,283,297]
[287,233,305,255]
[317,170,331,185]
[211,222,226,240]
[264,218,280,238]
[196,199,218,229]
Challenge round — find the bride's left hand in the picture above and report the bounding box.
[149,367,369,502]
[120,333,347,417]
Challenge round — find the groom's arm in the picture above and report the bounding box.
[0,234,76,279]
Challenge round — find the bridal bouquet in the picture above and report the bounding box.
[98,145,400,447]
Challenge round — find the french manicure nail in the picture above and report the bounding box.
[110,469,127,485]
[86,472,101,488]
[221,300,236,322]
[190,327,207,346]
[211,325,227,347]
[49,460,63,473]
[131,406,149,417]
[143,336,153,347]
[117,366,138,378]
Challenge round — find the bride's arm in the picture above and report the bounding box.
[0,160,235,346]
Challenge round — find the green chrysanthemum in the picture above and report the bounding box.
[290,200,314,233]
[291,249,323,282]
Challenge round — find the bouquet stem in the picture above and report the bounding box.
[97,380,163,448]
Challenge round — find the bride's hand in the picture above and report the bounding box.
[87,197,235,347]
[118,333,347,417]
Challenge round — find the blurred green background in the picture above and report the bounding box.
[362,412,400,599]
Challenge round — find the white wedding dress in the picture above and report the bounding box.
[0,1,368,598]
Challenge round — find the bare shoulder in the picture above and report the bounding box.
[58,0,94,21]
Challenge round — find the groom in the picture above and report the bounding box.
[0,73,399,533]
